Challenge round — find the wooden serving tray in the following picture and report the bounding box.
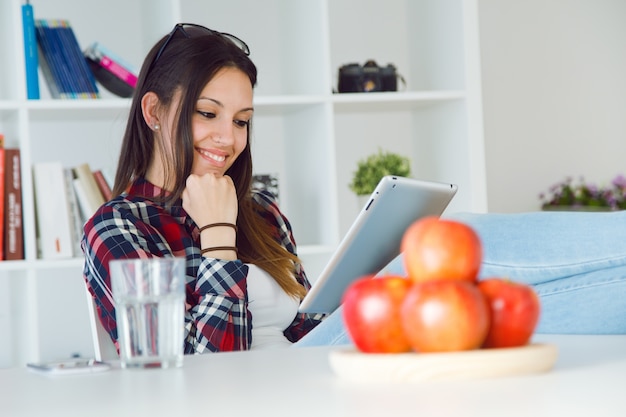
[329,343,558,383]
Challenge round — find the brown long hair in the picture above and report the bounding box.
[113,26,306,299]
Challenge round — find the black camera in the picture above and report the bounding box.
[337,60,398,93]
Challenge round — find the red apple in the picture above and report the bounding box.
[342,275,413,353]
[478,278,541,348]
[401,280,489,353]
[401,216,482,284]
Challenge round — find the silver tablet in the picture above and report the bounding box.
[299,176,457,313]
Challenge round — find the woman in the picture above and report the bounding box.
[84,24,626,354]
[82,23,333,353]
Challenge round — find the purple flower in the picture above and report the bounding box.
[540,174,626,210]
[612,174,626,189]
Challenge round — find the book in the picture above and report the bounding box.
[35,20,64,98]
[72,177,91,225]
[88,43,137,78]
[72,163,105,220]
[64,168,84,256]
[84,42,137,98]
[56,20,99,98]
[51,21,84,98]
[32,162,74,259]
[4,149,24,260]
[0,140,4,260]
[35,19,73,98]
[84,42,137,86]
[92,169,112,201]
[22,1,40,100]
[34,19,99,99]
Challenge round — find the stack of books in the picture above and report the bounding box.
[84,42,137,98]
[34,19,99,99]
[32,161,113,260]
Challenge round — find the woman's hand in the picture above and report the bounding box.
[183,173,239,260]
[182,173,238,228]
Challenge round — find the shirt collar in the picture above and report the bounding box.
[127,177,190,224]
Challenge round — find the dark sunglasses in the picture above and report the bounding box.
[153,23,250,66]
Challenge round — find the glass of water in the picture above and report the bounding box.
[110,257,186,369]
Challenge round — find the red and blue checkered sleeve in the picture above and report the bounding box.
[186,259,251,353]
[82,199,252,354]
[81,201,173,350]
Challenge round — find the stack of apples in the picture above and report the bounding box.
[342,216,541,354]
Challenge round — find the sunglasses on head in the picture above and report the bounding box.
[153,23,250,66]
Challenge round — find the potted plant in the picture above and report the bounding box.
[539,175,626,211]
[349,149,411,196]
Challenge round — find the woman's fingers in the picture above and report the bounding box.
[182,173,238,226]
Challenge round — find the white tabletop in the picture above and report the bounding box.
[1,334,625,417]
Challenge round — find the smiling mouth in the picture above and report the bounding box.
[196,148,226,162]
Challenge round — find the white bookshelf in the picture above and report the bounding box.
[0,0,486,368]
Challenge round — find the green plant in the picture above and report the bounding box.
[539,175,626,210]
[349,149,411,196]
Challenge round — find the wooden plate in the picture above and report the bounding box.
[329,343,558,383]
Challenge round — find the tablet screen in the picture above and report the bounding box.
[299,176,457,313]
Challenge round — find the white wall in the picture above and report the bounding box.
[478,0,626,212]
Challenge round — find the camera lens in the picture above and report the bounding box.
[362,75,379,92]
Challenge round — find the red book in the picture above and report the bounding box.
[4,148,23,260]
[92,169,112,201]
[0,142,5,260]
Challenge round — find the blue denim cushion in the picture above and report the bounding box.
[380,210,626,334]
[447,211,626,284]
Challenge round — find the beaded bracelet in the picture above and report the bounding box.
[201,246,238,254]
[199,222,238,233]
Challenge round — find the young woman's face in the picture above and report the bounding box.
[190,67,254,177]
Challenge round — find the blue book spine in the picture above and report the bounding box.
[22,2,40,100]
[45,20,78,98]
[58,21,99,98]
[35,21,63,98]
[56,20,89,98]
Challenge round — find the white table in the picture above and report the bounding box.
[1,334,625,417]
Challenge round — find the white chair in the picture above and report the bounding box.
[84,285,119,361]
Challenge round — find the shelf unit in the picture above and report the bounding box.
[0,0,486,368]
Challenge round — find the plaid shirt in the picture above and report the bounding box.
[82,177,324,353]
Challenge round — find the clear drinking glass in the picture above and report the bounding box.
[110,257,186,369]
